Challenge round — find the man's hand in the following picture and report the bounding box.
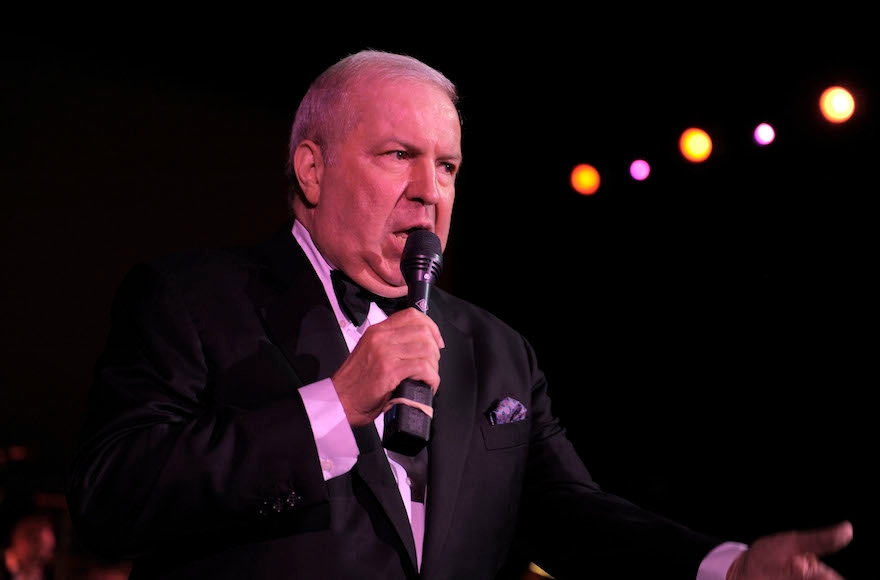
[727,521,853,580]
[332,308,444,427]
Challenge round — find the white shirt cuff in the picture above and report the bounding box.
[299,378,358,479]
[697,541,748,580]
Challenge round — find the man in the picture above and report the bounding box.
[2,512,56,580]
[65,49,853,579]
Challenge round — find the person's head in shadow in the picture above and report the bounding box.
[2,511,57,580]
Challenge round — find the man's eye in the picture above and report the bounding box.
[392,151,408,160]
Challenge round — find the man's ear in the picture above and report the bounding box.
[292,140,323,205]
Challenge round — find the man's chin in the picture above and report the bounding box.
[381,278,408,298]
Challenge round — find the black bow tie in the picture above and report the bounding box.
[330,269,409,326]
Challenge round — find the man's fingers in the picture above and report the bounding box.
[388,308,444,349]
[795,520,853,556]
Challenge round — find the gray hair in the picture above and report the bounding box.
[285,49,461,215]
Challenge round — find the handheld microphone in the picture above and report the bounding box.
[382,229,443,456]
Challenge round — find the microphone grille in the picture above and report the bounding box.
[403,229,442,259]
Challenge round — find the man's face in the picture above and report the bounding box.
[309,78,461,297]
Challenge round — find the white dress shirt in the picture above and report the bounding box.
[292,221,426,570]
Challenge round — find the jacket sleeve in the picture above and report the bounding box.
[65,261,329,560]
[511,332,725,579]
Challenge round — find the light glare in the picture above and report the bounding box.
[570,163,600,195]
[820,86,855,123]
[754,122,775,145]
[630,159,650,181]
[679,127,712,163]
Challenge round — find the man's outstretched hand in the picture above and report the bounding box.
[727,521,854,580]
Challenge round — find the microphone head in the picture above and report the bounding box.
[401,229,443,286]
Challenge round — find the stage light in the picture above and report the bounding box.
[570,163,600,195]
[679,127,712,163]
[630,159,650,181]
[754,122,775,145]
[820,86,855,123]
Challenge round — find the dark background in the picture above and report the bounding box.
[2,12,876,578]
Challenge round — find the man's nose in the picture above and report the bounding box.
[406,161,442,205]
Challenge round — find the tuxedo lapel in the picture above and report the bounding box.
[352,423,420,569]
[255,225,418,570]
[420,305,477,577]
[256,225,349,384]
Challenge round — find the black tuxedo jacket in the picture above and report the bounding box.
[66,224,723,579]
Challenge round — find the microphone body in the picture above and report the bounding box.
[382,229,443,456]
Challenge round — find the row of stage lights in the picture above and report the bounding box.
[569,85,859,196]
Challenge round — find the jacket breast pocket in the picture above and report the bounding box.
[480,420,530,450]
